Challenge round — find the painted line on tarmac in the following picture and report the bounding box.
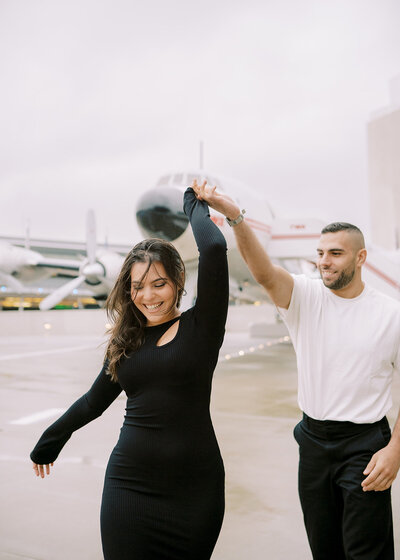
[218,336,291,362]
[215,411,299,423]
[0,343,99,361]
[0,454,106,469]
[1,551,41,560]
[9,408,66,425]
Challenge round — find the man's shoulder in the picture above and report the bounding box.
[287,275,325,310]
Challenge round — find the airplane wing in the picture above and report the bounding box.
[0,212,132,308]
[0,235,132,260]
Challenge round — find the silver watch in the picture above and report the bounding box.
[226,209,246,227]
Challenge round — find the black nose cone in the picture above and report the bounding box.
[136,188,189,241]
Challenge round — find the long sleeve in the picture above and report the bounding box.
[183,187,229,346]
[30,362,122,464]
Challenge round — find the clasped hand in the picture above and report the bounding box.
[191,179,241,221]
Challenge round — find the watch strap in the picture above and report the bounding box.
[226,209,246,227]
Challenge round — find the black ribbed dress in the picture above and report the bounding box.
[30,188,229,560]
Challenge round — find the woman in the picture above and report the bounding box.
[30,182,229,560]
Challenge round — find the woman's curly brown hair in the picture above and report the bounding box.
[105,238,185,381]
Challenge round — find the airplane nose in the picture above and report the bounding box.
[136,188,189,241]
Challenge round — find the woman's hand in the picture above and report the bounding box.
[191,179,242,221]
[32,462,54,478]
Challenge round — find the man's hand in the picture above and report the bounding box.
[191,179,241,221]
[362,443,400,491]
[33,462,54,478]
[190,179,293,308]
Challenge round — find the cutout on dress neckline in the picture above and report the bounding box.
[155,319,181,347]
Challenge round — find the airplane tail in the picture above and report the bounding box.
[363,245,400,300]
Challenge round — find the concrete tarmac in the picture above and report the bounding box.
[0,309,399,559]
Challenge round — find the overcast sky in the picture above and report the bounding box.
[1,0,399,245]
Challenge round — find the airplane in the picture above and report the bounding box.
[134,172,400,302]
[0,212,125,309]
[1,170,399,309]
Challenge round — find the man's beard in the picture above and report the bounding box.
[320,264,356,290]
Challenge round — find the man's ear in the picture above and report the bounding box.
[357,248,367,267]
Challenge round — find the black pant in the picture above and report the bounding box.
[294,413,394,560]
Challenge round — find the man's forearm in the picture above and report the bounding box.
[231,220,276,287]
[230,217,294,308]
[389,408,400,451]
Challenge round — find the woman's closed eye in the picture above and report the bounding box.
[132,282,166,291]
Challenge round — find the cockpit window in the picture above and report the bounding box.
[156,173,224,191]
[206,176,224,191]
[186,174,198,186]
[173,174,184,185]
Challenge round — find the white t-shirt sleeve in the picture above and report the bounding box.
[394,338,400,376]
[277,274,314,321]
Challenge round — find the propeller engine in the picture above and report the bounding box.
[0,242,43,292]
[39,210,123,310]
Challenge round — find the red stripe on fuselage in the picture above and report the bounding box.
[210,215,225,227]
[244,218,271,234]
[364,261,400,290]
[211,215,271,234]
[271,234,320,240]
[212,214,318,239]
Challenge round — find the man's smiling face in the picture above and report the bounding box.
[316,231,362,291]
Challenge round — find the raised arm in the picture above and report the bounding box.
[31,361,122,476]
[192,182,293,309]
[183,186,228,342]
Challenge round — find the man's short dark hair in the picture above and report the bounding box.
[321,222,362,235]
[321,222,365,249]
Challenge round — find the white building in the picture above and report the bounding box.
[368,76,400,250]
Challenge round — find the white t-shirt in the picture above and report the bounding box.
[278,275,400,423]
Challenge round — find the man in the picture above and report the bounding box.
[193,181,400,559]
